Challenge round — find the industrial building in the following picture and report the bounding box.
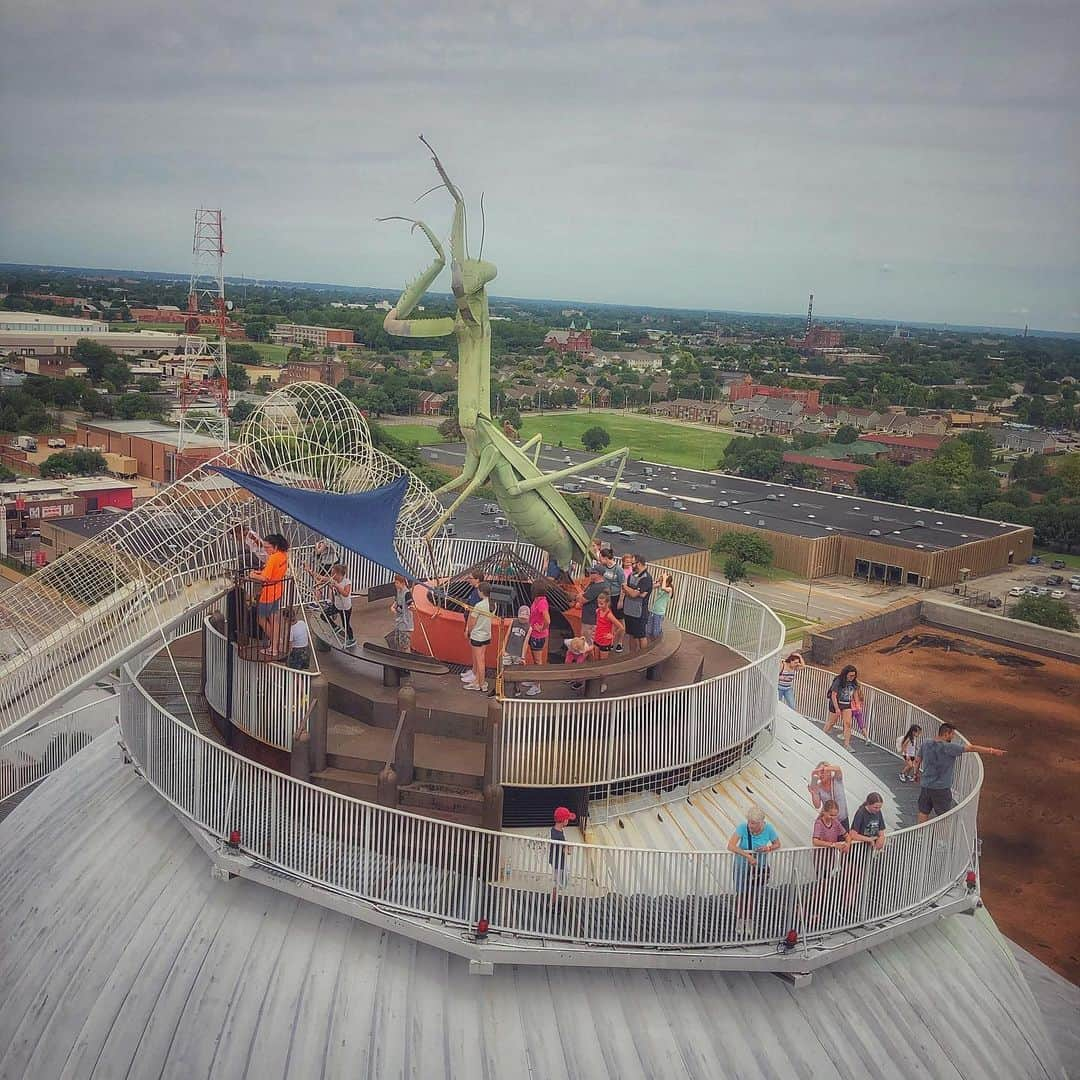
[0,311,183,356]
[425,444,1033,588]
[75,419,223,484]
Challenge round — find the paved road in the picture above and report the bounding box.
[739,575,923,626]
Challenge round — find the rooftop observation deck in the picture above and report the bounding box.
[107,543,981,977]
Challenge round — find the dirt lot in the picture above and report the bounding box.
[838,625,1080,985]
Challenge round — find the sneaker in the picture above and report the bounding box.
[569,680,584,691]
[460,670,476,683]
[464,681,488,693]
[344,636,356,648]
[525,684,542,696]
[600,682,608,693]
[614,643,624,654]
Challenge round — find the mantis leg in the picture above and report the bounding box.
[507,446,630,496]
[519,432,543,463]
[433,444,480,495]
[425,446,500,538]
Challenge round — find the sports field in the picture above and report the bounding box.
[385,423,445,445]
[518,412,731,470]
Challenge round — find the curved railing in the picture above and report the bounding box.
[121,630,981,962]
[203,617,315,751]
[0,697,118,804]
[498,567,784,786]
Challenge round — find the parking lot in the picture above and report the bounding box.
[936,558,1080,616]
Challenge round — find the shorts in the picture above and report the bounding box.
[528,636,548,652]
[625,613,647,639]
[470,637,491,648]
[595,642,612,654]
[918,786,954,816]
[257,599,280,618]
[551,861,568,889]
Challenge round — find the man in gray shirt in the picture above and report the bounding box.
[916,723,1006,822]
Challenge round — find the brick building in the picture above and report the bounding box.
[75,420,222,484]
[543,323,592,356]
[859,433,945,464]
[278,358,350,388]
[782,453,869,491]
[728,377,820,408]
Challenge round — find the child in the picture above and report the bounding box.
[313,563,354,648]
[501,605,539,697]
[387,573,414,652]
[564,635,589,692]
[284,607,310,670]
[528,579,551,664]
[896,723,922,783]
[593,592,624,694]
[464,581,493,692]
[549,805,577,901]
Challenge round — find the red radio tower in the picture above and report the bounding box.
[178,209,229,457]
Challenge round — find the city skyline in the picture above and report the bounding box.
[1,1,1078,331]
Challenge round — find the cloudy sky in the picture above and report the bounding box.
[1,1,1077,330]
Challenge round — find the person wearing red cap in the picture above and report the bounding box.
[550,806,576,898]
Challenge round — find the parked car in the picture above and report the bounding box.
[1046,575,1064,586]
[1027,555,1041,565]
[1008,586,1025,597]
[1070,575,1080,586]
[601,524,622,534]
[46,437,67,449]
[1050,559,1066,569]
[481,503,499,515]
[986,597,1003,609]
[1050,589,1066,600]
[1071,582,1080,592]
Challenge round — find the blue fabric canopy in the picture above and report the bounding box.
[210,466,414,577]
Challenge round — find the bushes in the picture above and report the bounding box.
[711,531,774,568]
[1010,595,1079,632]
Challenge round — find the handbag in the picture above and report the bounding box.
[852,706,865,732]
[742,825,771,885]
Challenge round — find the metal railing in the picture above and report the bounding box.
[203,617,314,751]
[499,568,784,787]
[123,632,981,960]
[0,697,118,804]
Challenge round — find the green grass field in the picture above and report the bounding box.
[244,341,290,365]
[386,424,446,445]
[1034,549,1080,570]
[519,412,731,470]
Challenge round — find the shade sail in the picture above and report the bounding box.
[210,466,414,577]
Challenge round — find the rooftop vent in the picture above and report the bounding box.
[757,519,766,526]
[869,529,882,536]
[916,544,926,549]
[766,494,777,501]
[914,520,926,527]
[807,514,815,519]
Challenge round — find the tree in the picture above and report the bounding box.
[226,362,251,391]
[501,405,522,431]
[255,376,274,395]
[39,449,107,478]
[648,512,703,545]
[437,416,463,441]
[1010,595,1079,632]
[855,462,906,500]
[244,317,271,342]
[712,531,774,568]
[832,424,859,444]
[80,387,113,418]
[0,463,15,482]
[230,400,255,424]
[581,425,611,452]
[723,556,747,585]
[733,448,783,481]
[956,429,995,469]
[1056,453,1080,498]
[228,342,263,365]
[72,339,119,382]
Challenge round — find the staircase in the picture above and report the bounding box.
[136,654,223,744]
[312,708,487,827]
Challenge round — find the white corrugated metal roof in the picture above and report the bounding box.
[0,734,1068,1080]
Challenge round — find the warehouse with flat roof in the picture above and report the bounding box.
[424,444,1033,588]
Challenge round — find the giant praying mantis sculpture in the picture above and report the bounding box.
[381,137,628,568]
